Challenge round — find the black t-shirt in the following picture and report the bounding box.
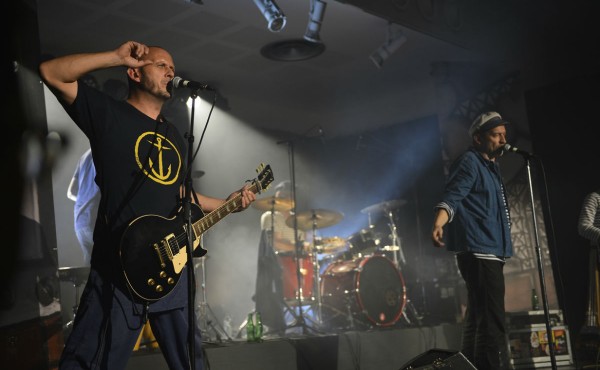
[67,82,189,310]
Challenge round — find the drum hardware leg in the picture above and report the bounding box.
[282,300,326,335]
[401,298,423,326]
[194,257,229,342]
[401,308,412,325]
[299,304,322,327]
[282,298,303,325]
[321,300,358,331]
[345,297,355,330]
[64,281,82,331]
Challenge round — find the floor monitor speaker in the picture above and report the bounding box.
[399,348,476,370]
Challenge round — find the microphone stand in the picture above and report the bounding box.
[521,153,557,370]
[280,140,310,334]
[183,90,199,370]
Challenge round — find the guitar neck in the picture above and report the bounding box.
[192,181,260,237]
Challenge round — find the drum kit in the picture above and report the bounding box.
[252,196,415,331]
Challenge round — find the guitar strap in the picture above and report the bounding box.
[96,119,168,309]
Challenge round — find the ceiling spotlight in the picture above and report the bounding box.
[304,0,327,43]
[253,0,287,32]
[370,23,407,69]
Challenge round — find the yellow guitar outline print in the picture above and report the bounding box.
[135,132,181,185]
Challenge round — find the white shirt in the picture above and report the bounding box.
[67,149,100,265]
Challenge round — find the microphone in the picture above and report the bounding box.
[171,76,215,92]
[504,144,535,158]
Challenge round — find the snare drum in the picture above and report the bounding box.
[277,254,314,305]
[320,255,406,329]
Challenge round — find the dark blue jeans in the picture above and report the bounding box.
[456,253,510,370]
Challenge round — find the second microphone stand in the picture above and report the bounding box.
[521,153,558,370]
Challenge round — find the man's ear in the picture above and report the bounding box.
[127,67,140,82]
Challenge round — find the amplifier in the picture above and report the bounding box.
[507,325,573,369]
[506,310,563,329]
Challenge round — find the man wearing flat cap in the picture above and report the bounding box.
[431,111,513,369]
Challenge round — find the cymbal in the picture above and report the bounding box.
[315,236,347,254]
[361,199,407,214]
[252,196,294,212]
[58,266,90,285]
[287,209,344,231]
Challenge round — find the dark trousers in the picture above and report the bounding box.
[456,253,510,370]
[59,268,204,370]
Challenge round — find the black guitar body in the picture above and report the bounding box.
[120,204,206,301]
[119,163,274,302]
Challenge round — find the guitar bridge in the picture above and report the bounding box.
[153,243,166,268]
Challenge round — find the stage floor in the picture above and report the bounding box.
[126,323,585,370]
[127,323,465,370]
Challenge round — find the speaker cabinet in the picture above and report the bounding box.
[399,348,476,370]
[0,312,64,370]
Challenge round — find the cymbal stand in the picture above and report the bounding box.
[64,279,83,329]
[280,140,313,335]
[384,208,423,326]
[194,256,227,342]
[385,208,406,268]
[367,212,374,229]
[266,201,305,334]
[283,217,322,333]
[309,211,323,326]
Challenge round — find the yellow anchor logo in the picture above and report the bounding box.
[135,132,181,185]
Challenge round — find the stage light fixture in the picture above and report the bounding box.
[253,0,287,32]
[370,23,407,69]
[303,0,327,43]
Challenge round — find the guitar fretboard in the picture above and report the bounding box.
[192,181,260,237]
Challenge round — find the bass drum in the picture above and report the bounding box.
[320,255,406,329]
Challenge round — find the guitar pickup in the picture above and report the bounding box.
[162,233,178,260]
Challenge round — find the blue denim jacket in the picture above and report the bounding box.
[436,148,513,258]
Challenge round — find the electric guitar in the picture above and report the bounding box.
[120,164,273,301]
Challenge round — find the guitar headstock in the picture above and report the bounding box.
[255,163,274,193]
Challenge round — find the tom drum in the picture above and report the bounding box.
[346,228,381,258]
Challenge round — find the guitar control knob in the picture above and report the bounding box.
[147,279,156,286]
[160,271,167,278]
[155,285,163,292]
[167,277,174,285]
